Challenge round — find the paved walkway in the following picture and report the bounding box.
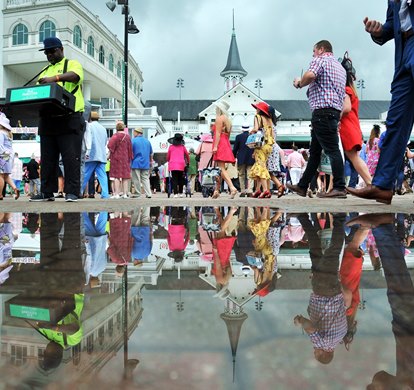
[2,191,414,213]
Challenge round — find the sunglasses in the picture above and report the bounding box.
[44,48,59,55]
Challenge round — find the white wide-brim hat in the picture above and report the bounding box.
[213,100,230,116]
[0,113,12,131]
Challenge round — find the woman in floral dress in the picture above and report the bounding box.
[366,125,381,177]
[249,102,278,198]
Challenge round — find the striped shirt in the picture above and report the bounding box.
[306,53,346,112]
[307,292,347,352]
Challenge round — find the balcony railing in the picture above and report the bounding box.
[6,0,58,7]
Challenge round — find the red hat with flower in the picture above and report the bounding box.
[252,102,270,117]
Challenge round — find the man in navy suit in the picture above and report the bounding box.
[233,123,255,197]
[347,1,414,204]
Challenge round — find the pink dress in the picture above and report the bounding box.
[366,137,380,176]
[213,129,235,163]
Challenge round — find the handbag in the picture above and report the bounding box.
[246,114,265,149]
[201,157,221,187]
[201,207,221,232]
[245,130,264,149]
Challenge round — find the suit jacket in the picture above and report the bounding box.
[233,131,255,166]
[373,1,414,73]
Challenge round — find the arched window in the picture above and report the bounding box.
[39,20,56,42]
[12,23,28,45]
[73,25,82,48]
[116,61,121,78]
[129,75,132,89]
[108,54,114,72]
[134,79,137,94]
[87,36,94,57]
[98,45,105,65]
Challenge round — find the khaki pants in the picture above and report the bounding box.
[237,164,254,193]
[131,169,151,197]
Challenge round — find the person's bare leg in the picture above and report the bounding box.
[345,150,372,186]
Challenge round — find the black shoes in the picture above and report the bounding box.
[29,193,55,202]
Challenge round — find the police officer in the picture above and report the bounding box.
[30,37,85,202]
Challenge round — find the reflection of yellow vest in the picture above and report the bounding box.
[38,57,84,112]
[38,294,84,348]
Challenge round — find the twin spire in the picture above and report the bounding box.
[220,10,247,92]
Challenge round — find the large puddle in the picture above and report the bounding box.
[1,209,413,389]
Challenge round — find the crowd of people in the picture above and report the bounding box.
[0,2,413,203]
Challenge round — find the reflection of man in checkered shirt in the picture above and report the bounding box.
[294,213,347,364]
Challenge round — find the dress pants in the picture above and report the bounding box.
[237,164,253,193]
[40,132,83,196]
[373,37,414,189]
[298,109,345,191]
[131,169,151,197]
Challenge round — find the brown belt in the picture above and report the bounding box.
[402,28,414,41]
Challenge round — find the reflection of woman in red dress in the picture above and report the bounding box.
[211,101,237,199]
[340,225,368,350]
[211,207,238,293]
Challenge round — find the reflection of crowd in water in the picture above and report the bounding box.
[2,210,414,385]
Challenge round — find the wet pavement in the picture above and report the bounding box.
[1,207,414,389]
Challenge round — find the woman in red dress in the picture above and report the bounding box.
[339,54,371,186]
[108,121,133,199]
[211,100,237,199]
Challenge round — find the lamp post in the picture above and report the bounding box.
[356,79,365,100]
[254,78,263,97]
[177,78,184,100]
[106,0,139,128]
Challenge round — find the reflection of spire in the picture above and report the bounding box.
[220,298,248,383]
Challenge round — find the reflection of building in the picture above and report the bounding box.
[0,278,143,385]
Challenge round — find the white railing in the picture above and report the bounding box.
[6,0,57,7]
[101,107,156,118]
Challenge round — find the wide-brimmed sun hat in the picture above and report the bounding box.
[252,101,270,117]
[168,133,185,145]
[213,100,230,116]
[0,113,12,131]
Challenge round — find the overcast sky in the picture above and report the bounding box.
[80,0,394,102]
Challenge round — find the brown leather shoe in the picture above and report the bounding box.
[346,185,393,205]
[316,189,347,199]
[345,213,394,228]
[286,184,307,197]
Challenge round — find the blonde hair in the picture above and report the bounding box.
[0,126,12,139]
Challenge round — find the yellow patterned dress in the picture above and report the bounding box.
[248,219,276,286]
[249,115,275,180]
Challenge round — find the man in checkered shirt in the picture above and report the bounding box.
[294,213,347,364]
[288,40,347,199]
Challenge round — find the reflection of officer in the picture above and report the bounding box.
[30,37,85,202]
[36,293,84,371]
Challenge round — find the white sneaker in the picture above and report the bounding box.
[110,194,120,199]
[180,194,184,198]
[174,194,178,198]
[123,194,129,199]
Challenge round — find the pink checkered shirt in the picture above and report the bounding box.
[307,292,347,352]
[306,53,346,112]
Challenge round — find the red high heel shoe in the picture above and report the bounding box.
[258,190,271,198]
[252,190,262,198]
